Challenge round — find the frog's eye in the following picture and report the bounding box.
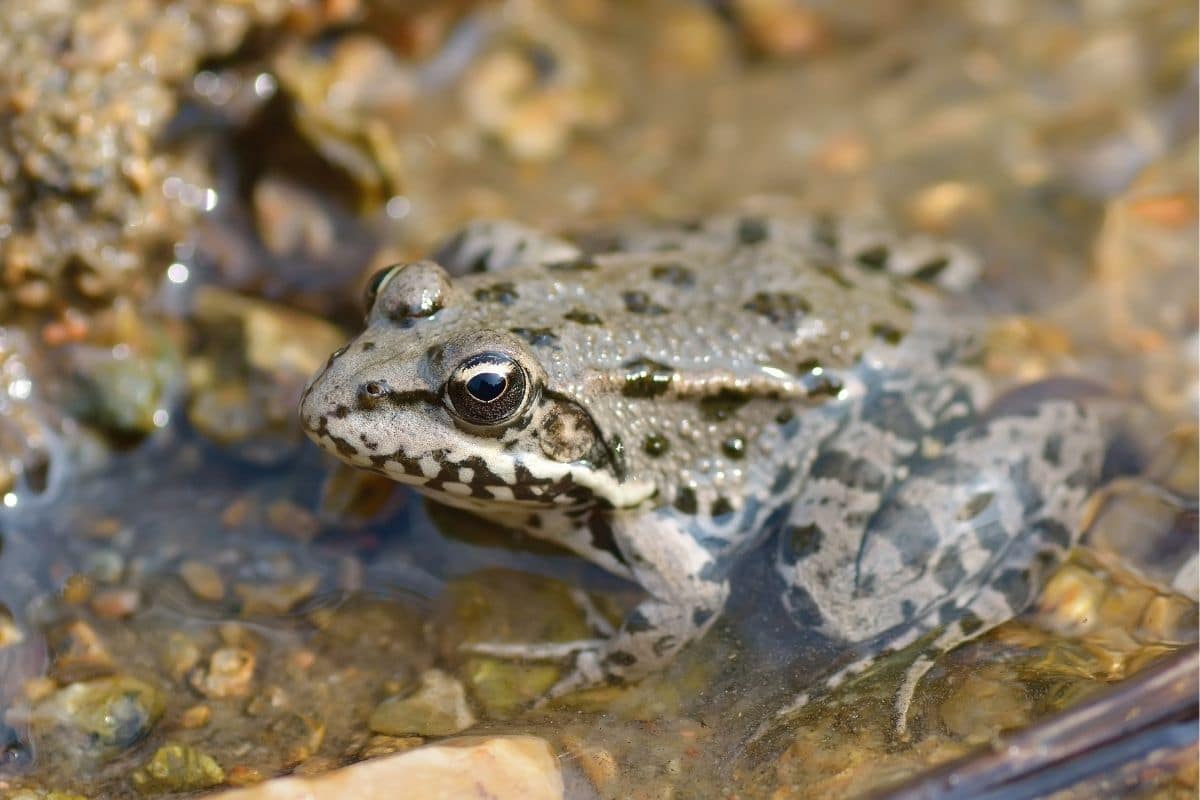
[444,352,530,427]
[363,265,399,313]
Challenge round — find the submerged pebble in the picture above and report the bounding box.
[369,669,477,737]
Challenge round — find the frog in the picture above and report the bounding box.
[299,212,1111,729]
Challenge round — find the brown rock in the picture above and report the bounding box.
[191,647,256,698]
[212,736,563,800]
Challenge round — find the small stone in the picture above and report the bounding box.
[47,620,114,682]
[61,574,94,605]
[210,736,562,800]
[23,676,57,703]
[31,676,166,764]
[82,549,125,584]
[560,734,618,791]
[180,560,225,602]
[131,743,225,794]
[0,612,24,648]
[368,669,476,737]
[266,500,322,542]
[1037,563,1109,635]
[358,734,424,760]
[90,587,140,619]
[160,632,202,680]
[938,669,1032,741]
[226,765,267,787]
[234,573,320,616]
[221,496,252,529]
[191,647,256,698]
[180,704,212,729]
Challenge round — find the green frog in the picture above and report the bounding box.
[300,213,1110,728]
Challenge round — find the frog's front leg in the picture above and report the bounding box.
[465,512,730,698]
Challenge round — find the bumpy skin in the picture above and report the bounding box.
[300,213,1107,721]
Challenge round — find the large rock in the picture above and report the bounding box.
[213,736,563,800]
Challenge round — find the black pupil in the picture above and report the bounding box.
[466,372,507,403]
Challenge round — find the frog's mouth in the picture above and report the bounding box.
[300,376,656,513]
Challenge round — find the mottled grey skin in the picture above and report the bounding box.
[300,213,1108,727]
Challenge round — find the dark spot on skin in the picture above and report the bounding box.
[861,391,924,442]
[801,371,844,398]
[652,635,677,658]
[817,264,854,288]
[710,496,734,517]
[736,217,769,245]
[892,288,915,310]
[564,308,603,325]
[856,245,889,270]
[546,257,598,271]
[784,584,825,628]
[622,358,676,398]
[813,213,838,249]
[811,451,884,492]
[959,614,985,636]
[994,568,1033,610]
[693,607,714,628]
[651,262,695,287]
[771,464,795,494]
[1042,434,1063,466]
[510,327,558,346]
[786,524,823,560]
[622,291,668,315]
[743,292,812,326]
[914,257,950,282]
[1032,518,1072,550]
[956,492,995,521]
[527,513,543,529]
[643,434,669,457]
[721,436,746,460]
[933,549,966,589]
[625,610,653,632]
[796,358,822,373]
[699,389,750,421]
[775,408,795,425]
[674,487,698,515]
[606,651,637,667]
[333,405,349,419]
[474,282,519,304]
[870,322,905,344]
[526,42,557,79]
[360,341,376,352]
[607,434,627,480]
[901,600,917,619]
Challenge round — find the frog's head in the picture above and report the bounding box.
[300,261,647,511]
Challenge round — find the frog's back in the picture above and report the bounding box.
[449,213,980,534]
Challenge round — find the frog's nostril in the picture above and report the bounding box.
[358,380,388,409]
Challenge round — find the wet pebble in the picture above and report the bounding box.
[180,560,226,602]
[130,743,225,794]
[212,736,563,800]
[47,620,114,683]
[89,587,140,619]
[31,676,165,765]
[191,646,256,698]
[368,669,476,737]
